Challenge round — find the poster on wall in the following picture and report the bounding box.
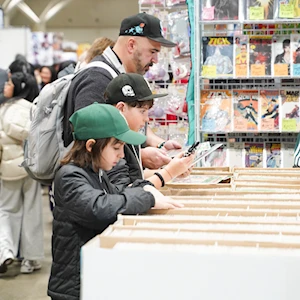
[29,32,54,66]
[53,32,64,65]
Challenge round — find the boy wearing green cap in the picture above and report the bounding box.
[48,103,183,300]
[104,73,194,190]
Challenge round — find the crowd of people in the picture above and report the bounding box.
[0,12,194,300]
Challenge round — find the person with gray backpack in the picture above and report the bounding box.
[21,61,117,185]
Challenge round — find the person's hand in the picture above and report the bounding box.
[176,166,193,178]
[163,140,182,151]
[141,147,171,169]
[153,196,184,209]
[164,152,195,179]
[143,185,184,209]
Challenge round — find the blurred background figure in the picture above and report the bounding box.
[0,71,43,275]
[74,37,115,72]
[39,65,57,90]
[0,68,8,104]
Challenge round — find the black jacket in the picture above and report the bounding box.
[48,163,154,300]
[108,144,143,186]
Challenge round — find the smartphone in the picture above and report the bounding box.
[183,141,200,157]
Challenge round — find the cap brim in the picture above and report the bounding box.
[139,93,168,101]
[115,130,146,145]
[147,37,177,48]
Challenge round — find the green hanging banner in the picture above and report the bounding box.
[185,0,195,145]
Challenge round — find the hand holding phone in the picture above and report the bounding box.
[183,141,200,157]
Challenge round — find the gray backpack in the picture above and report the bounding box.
[22,61,118,185]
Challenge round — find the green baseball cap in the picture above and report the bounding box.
[104,73,167,104]
[69,103,146,145]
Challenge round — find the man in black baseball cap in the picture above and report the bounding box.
[113,12,176,75]
[65,12,181,172]
[119,13,176,48]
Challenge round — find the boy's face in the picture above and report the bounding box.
[119,103,150,132]
[100,139,125,171]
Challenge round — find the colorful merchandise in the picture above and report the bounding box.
[202,36,234,77]
[244,142,264,168]
[260,90,280,131]
[280,89,300,131]
[249,35,272,77]
[200,90,232,132]
[233,89,259,131]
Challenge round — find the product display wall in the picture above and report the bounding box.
[140,0,191,146]
[195,0,300,168]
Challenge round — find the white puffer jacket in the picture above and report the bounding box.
[0,99,33,180]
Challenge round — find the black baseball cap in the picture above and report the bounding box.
[104,73,168,104]
[119,12,176,48]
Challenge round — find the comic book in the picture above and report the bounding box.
[166,141,211,158]
[202,0,239,20]
[244,142,264,168]
[295,0,300,17]
[249,36,272,77]
[247,0,275,20]
[259,90,280,131]
[232,89,259,131]
[200,90,232,132]
[275,23,300,34]
[291,34,300,76]
[234,36,249,77]
[202,144,228,167]
[243,23,275,35]
[272,36,291,76]
[228,142,244,167]
[280,89,300,132]
[282,142,295,167]
[202,36,234,77]
[265,143,282,168]
[170,173,231,184]
[276,0,300,18]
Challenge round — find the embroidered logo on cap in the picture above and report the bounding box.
[125,23,145,35]
[122,85,135,97]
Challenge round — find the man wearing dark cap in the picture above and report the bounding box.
[64,12,181,171]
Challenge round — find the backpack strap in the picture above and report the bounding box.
[75,61,118,79]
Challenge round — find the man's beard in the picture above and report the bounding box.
[133,50,153,75]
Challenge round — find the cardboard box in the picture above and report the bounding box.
[81,234,300,300]
[80,170,300,300]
